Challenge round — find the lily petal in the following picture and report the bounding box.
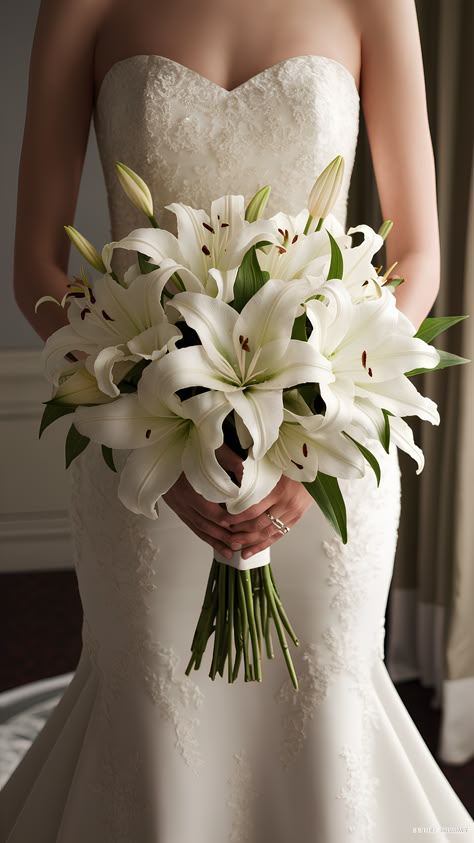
[102,228,182,273]
[170,292,239,378]
[226,455,282,514]
[356,376,440,425]
[118,433,186,519]
[74,393,187,449]
[389,415,425,473]
[226,388,283,460]
[40,325,98,386]
[127,323,182,359]
[139,346,236,409]
[94,345,140,397]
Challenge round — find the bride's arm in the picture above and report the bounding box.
[359,0,440,330]
[13,0,108,345]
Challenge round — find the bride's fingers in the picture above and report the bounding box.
[188,506,250,550]
[239,510,295,559]
[177,512,235,560]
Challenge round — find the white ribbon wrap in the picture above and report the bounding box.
[214,546,271,571]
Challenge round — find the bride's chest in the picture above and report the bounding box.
[93,54,360,232]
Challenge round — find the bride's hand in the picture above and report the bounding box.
[226,475,314,559]
[162,443,247,559]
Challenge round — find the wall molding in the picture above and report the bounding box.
[0,350,74,572]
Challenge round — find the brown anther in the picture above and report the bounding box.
[102,310,114,321]
[284,229,289,240]
[221,222,230,228]
[69,292,85,298]
[145,429,152,439]
[276,246,287,255]
[239,335,250,352]
[80,308,91,320]
[292,234,299,244]
[368,367,373,377]
[202,244,211,256]
[291,460,304,470]
[203,222,215,234]
[362,350,367,369]
[302,443,308,458]
[278,228,285,237]
[90,292,96,304]
[362,280,369,287]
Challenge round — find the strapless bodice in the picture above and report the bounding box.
[93,54,360,240]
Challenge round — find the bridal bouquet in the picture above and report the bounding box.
[36,158,468,689]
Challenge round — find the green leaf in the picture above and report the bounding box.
[232,245,269,312]
[327,231,344,280]
[65,423,90,469]
[291,312,308,341]
[137,251,159,274]
[414,315,468,344]
[39,400,76,438]
[303,473,347,544]
[343,433,381,486]
[383,277,405,290]
[405,348,470,377]
[101,445,117,472]
[381,409,392,453]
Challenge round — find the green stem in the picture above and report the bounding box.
[303,213,313,236]
[232,596,243,681]
[227,567,235,683]
[253,571,262,653]
[209,563,227,679]
[241,570,262,682]
[237,575,252,681]
[262,565,298,690]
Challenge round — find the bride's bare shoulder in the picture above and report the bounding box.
[354,0,421,61]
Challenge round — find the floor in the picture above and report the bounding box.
[1,570,473,815]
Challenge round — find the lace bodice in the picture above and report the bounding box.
[93,54,360,240]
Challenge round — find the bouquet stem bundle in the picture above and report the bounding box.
[185,560,300,689]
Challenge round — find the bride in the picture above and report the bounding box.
[2,0,473,840]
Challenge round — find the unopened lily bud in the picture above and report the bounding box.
[53,366,114,406]
[378,220,394,241]
[64,226,107,273]
[245,185,271,222]
[115,162,156,222]
[308,155,345,220]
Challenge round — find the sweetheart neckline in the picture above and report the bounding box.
[95,53,360,110]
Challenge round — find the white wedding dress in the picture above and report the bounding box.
[1,54,473,843]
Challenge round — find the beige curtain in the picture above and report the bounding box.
[348,0,474,764]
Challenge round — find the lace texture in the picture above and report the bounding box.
[94,54,360,249]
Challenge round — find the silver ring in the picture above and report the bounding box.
[265,511,290,535]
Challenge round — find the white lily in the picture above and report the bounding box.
[40,262,185,398]
[306,280,441,431]
[226,389,365,513]
[74,367,239,518]
[102,195,277,302]
[257,210,350,283]
[153,278,333,461]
